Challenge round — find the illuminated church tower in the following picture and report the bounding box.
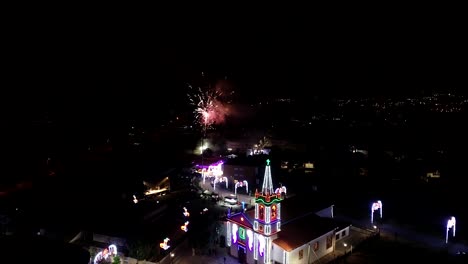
[253,159,282,264]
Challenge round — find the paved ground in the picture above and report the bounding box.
[333,208,468,256]
[159,238,239,264]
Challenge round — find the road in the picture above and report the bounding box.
[333,207,468,256]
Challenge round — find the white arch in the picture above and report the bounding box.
[213,176,228,191]
[275,186,286,195]
[235,180,248,195]
[446,216,456,243]
[370,200,382,224]
[202,161,224,183]
[94,244,118,264]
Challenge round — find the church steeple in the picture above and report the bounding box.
[253,159,282,264]
[261,159,274,195]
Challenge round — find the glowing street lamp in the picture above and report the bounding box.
[181,221,189,232]
[370,200,383,224]
[183,207,190,217]
[446,216,456,243]
[160,238,170,250]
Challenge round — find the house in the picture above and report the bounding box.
[225,159,349,264]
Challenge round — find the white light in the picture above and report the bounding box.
[343,243,347,247]
[181,221,189,232]
[235,180,249,195]
[183,207,190,217]
[232,224,238,244]
[247,229,253,251]
[371,200,383,224]
[160,238,170,250]
[275,186,287,195]
[446,216,456,243]
[258,234,265,256]
[170,253,175,257]
[94,244,118,264]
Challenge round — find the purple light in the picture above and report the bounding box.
[258,235,265,256]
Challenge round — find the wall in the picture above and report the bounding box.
[288,230,335,264]
[272,243,285,263]
[335,226,350,242]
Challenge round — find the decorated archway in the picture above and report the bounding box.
[235,180,248,195]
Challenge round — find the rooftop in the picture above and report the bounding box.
[273,214,338,252]
[228,194,335,227]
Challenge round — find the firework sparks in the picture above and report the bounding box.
[188,84,231,128]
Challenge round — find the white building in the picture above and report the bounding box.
[225,159,349,264]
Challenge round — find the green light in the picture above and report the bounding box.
[266,159,270,166]
[239,227,246,240]
[255,197,282,206]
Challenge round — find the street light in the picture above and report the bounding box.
[170,253,175,264]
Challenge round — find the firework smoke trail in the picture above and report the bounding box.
[187,84,231,129]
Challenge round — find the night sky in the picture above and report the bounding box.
[3,13,467,116]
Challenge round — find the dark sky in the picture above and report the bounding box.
[155,14,467,98]
[4,12,467,114]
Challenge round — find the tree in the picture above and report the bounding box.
[128,240,159,261]
[112,255,121,264]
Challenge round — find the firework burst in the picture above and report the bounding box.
[187,84,232,129]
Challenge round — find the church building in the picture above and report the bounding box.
[226,159,347,264]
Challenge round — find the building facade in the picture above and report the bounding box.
[226,159,345,264]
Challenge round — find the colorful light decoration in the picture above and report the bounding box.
[201,161,224,184]
[181,221,189,232]
[132,195,138,204]
[160,238,170,250]
[370,200,383,224]
[275,186,287,195]
[183,207,190,217]
[213,176,228,191]
[239,227,246,239]
[232,224,238,244]
[446,216,456,243]
[235,180,249,195]
[94,244,118,264]
[258,234,265,256]
[247,229,253,251]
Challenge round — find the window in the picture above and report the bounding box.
[299,249,303,259]
[313,241,319,251]
[342,229,347,237]
[326,235,333,249]
[336,233,340,240]
[239,227,246,240]
[271,205,277,221]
